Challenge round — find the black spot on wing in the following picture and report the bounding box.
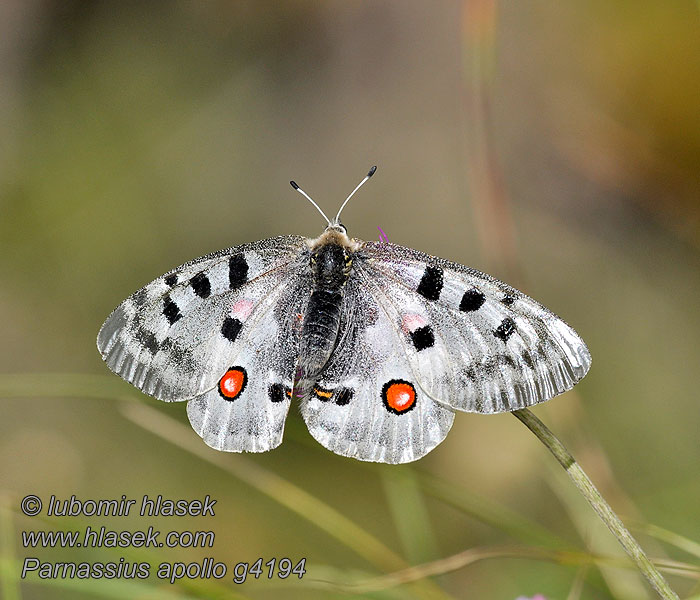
[268,383,290,403]
[312,386,353,405]
[463,354,521,382]
[229,254,249,289]
[501,294,516,306]
[221,317,243,342]
[335,388,353,406]
[164,273,178,286]
[162,295,182,325]
[416,265,443,301]
[521,350,534,369]
[160,338,197,372]
[136,328,159,355]
[460,288,486,312]
[410,325,435,351]
[190,272,211,298]
[132,288,149,308]
[131,309,144,328]
[502,354,516,368]
[494,317,517,342]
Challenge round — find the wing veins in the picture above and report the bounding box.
[175,269,303,402]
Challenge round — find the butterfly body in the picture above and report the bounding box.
[98,221,590,464]
[296,227,356,396]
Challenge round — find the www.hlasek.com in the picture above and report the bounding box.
[19,494,306,584]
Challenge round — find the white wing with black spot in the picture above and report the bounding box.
[186,275,311,452]
[96,235,307,402]
[355,241,591,414]
[300,276,455,464]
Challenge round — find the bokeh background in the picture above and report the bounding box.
[1,2,699,599]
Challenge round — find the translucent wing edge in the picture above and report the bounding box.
[358,241,592,413]
[96,235,307,401]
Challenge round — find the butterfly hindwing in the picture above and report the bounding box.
[187,275,311,452]
[96,235,307,402]
[301,276,455,464]
[356,241,591,413]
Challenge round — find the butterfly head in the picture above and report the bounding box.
[325,223,347,235]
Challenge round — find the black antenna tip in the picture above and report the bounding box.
[368,166,377,177]
[290,181,299,190]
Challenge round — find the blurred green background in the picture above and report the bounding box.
[1,2,699,599]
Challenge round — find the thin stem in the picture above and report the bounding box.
[513,408,680,600]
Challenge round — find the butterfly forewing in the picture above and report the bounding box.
[357,241,591,413]
[96,235,307,402]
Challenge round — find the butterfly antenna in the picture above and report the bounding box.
[334,165,377,225]
[290,180,331,226]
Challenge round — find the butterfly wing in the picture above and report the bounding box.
[96,235,308,402]
[354,241,591,414]
[186,273,311,452]
[300,275,455,464]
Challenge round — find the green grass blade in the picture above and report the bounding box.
[635,523,700,560]
[381,468,438,564]
[514,408,681,600]
[414,469,566,548]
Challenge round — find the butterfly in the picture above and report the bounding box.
[97,167,591,464]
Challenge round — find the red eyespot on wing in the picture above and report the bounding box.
[218,367,247,400]
[382,380,416,414]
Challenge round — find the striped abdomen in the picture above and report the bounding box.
[296,242,351,391]
[298,289,344,379]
